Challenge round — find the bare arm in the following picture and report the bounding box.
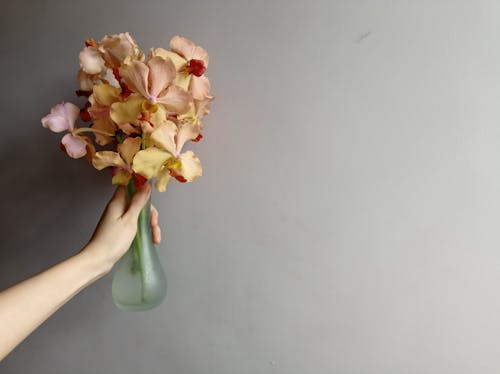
[0,184,159,361]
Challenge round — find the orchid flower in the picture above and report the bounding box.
[78,33,142,92]
[119,56,191,114]
[109,93,169,136]
[153,36,211,101]
[92,137,142,185]
[41,102,113,159]
[179,96,212,125]
[173,97,212,142]
[132,121,202,192]
[98,32,144,70]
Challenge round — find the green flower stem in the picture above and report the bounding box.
[126,180,152,302]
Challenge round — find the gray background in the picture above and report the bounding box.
[1,0,500,373]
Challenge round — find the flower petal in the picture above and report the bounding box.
[174,71,191,91]
[41,102,80,133]
[112,170,132,185]
[78,69,97,91]
[176,121,201,153]
[154,166,172,192]
[61,133,88,159]
[92,83,120,106]
[118,136,142,165]
[139,120,155,135]
[147,56,176,98]
[189,75,211,101]
[116,122,141,135]
[119,60,150,98]
[178,151,202,182]
[195,97,213,119]
[157,85,192,114]
[110,96,144,125]
[150,121,177,155]
[92,151,127,170]
[150,104,168,127]
[84,135,96,163]
[170,36,209,66]
[132,147,171,179]
[92,117,117,145]
[101,68,121,88]
[153,48,187,70]
[79,47,105,75]
[99,32,142,69]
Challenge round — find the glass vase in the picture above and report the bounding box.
[111,180,167,311]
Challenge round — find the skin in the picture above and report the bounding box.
[0,183,160,361]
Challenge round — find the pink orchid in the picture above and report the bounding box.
[42,102,111,159]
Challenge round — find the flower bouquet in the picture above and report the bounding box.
[41,33,214,311]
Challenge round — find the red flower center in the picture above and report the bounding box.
[192,133,203,142]
[113,68,133,98]
[186,59,206,77]
[132,173,148,189]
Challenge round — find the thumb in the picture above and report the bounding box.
[124,184,151,221]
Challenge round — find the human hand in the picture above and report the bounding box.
[150,204,161,244]
[83,184,161,274]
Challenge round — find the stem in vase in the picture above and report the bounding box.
[126,180,151,303]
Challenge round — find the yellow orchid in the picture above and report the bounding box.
[132,121,202,192]
[109,93,169,136]
[91,136,142,185]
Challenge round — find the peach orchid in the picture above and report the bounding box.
[118,55,192,115]
[153,36,212,101]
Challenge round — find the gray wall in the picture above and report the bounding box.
[2,0,500,373]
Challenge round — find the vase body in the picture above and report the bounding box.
[111,181,167,311]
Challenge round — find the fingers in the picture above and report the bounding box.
[150,205,161,244]
[152,224,161,244]
[123,184,151,221]
[106,186,128,218]
[151,205,159,225]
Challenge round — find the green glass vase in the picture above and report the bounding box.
[111,180,167,311]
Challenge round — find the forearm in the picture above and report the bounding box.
[0,245,109,361]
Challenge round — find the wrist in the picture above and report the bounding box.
[76,243,114,279]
